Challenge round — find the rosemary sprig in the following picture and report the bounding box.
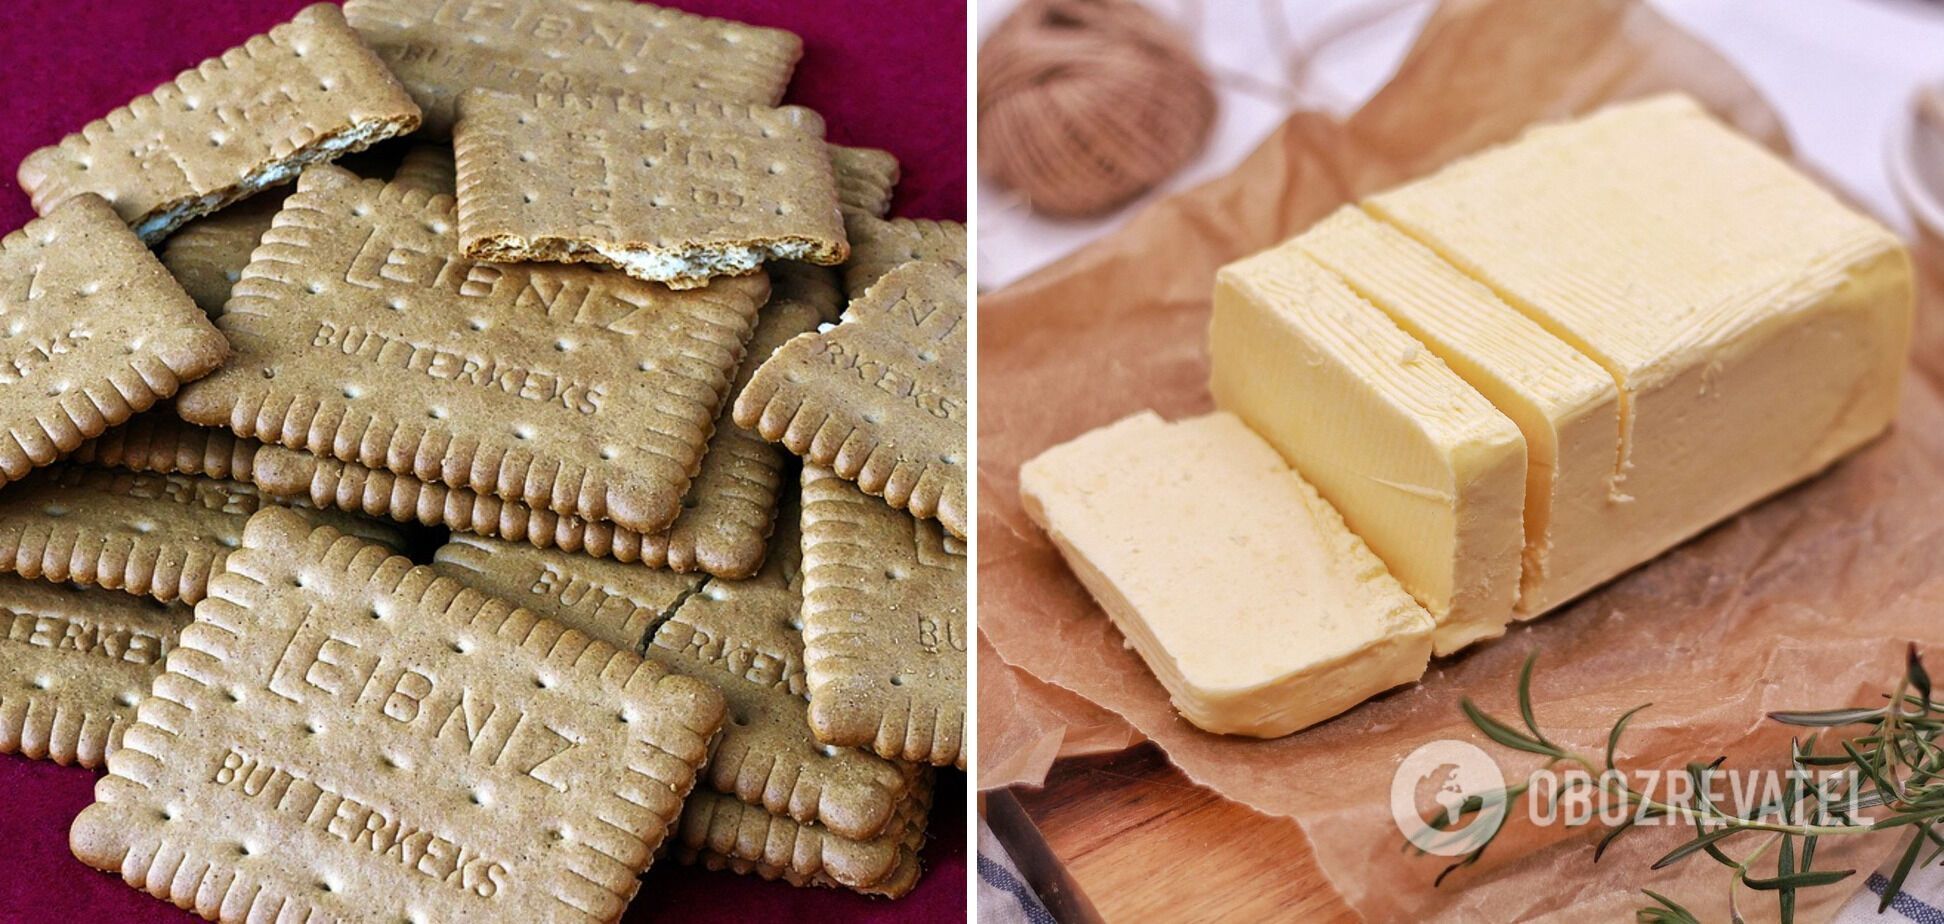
[1417,645,1942,922]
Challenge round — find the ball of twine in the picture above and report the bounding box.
[979,0,1218,218]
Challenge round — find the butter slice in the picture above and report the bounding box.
[1209,246,1525,654]
[1368,94,1912,577]
[1295,207,1622,615]
[1019,411,1435,737]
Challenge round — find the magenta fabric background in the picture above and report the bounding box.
[0,1,967,922]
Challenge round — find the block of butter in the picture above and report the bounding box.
[1294,207,1624,617]
[1019,410,1435,738]
[1209,240,1527,655]
[1364,94,1911,595]
[1211,93,1910,656]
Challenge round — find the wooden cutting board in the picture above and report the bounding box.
[1006,744,1360,923]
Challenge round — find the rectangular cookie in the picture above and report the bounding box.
[672,770,933,898]
[251,262,839,579]
[67,408,262,482]
[453,91,848,289]
[0,465,399,604]
[0,577,191,768]
[0,195,228,485]
[157,191,288,316]
[647,490,917,840]
[18,4,421,243]
[173,165,766,535]
[434,498,918,841]
[798,465,966,769]
[829,146,900,218]
[343,0,801,134]
[70,507,726,923]
[431,533,704,654]
[737,262,968,537]
[841,213,966,298]
[163,143,452,318]
[389,142,457,196]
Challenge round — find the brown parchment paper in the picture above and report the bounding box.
[976,0,1944,919]
[978,631,1143,790]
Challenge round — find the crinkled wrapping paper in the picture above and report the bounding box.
[976,0,1944,919]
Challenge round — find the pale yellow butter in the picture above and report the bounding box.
[1295,206,1623,616]
[1019,411,1435,738]
[1209,244,1526,654]
[1367,94,1912,579]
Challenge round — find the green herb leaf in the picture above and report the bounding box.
[1594,817,1637,863]
[1910,645,1933,716]
[1637,890,1703,924]
[1881,826,1928,913]
[1460,698,1561,758]
[1776,832,1796,923]
[1607,703,1651,770]
[1517,652,1555,749]
[1768,707,1886,727]
[1651,827,1741,870]
[1742,869,1853,891]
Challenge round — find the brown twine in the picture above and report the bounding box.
[978,0,1219,218]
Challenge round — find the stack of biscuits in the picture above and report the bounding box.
[0,2,966,921]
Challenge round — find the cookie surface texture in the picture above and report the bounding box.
[0,196,229,486]
[672,770,934,897]
[840,214,966,298]
[69,408,263,482]
[453,92,847,289]
[18,4,421,242]
[737,261,968,536]
[174,165,765,535]
[69,507,726,923]
[798,466,967,768]
[0,465,400,604]
[0,577,191,768]
[344,0,801,134]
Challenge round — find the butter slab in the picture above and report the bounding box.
[1210,246,1526,654]
[1295,206,1623,615]
[1019,411,1435,737]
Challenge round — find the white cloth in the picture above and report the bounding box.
[977,817,1056,924]
[1836,835,1944,923]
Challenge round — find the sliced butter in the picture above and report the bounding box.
[1209,245,1525,654]
[1294,206,1622,615]
[1368,94,1912,576]
[1018,411,1435,738]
